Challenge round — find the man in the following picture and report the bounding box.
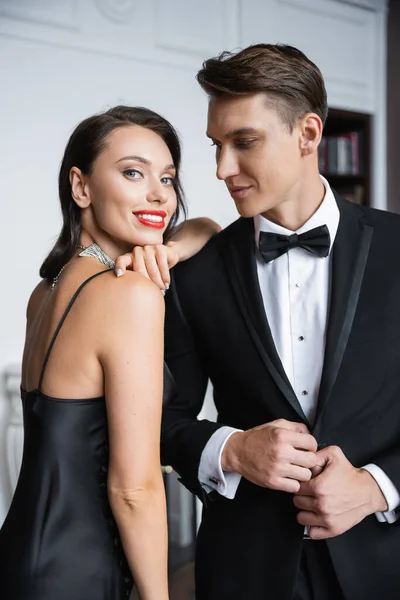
[161,44,400,600]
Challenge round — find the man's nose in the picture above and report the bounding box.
[216,149,240,181]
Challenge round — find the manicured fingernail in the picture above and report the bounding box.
[116,268,123,277]
[161,289,166,296]
[165,283,170,291]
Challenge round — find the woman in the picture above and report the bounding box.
[0,105,219,600]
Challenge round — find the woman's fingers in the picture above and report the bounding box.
[155,246,171,289]
[114,245,175,292]
[141,246,166,290]
[114,254,133,277]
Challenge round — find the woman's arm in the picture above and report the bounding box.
[169,217,222,262]
[114,217,221,289]
[99,273,168,600]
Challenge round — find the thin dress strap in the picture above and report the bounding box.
[38,269,113,393]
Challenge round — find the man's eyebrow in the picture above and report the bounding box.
[116,155,175,170]
[206,127,259,140]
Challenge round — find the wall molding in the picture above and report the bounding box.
[94,0,136,24]
[0,30,197,73]
[154,0,241,56]
[333,0,388,12]
[0,0,79,31]
[277,0,368,23]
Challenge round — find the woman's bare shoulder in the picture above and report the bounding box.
[88,270,164,317]
[26,279,51,320]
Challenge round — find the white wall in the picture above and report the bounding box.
[0,0,388,523]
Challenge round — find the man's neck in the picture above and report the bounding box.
[261,175,326,232]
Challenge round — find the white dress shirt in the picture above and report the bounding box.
[198,177,400,523]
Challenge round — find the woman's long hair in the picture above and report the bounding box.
[40,105,187,282]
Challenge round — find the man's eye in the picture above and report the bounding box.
[235,139,255,148]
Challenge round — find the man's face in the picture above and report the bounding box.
[206,93,303,219]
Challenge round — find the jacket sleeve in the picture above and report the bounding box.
[161,270,223,501]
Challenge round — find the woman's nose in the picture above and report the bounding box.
[147,179,169,203]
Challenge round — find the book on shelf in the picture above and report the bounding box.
[319,131,363,176]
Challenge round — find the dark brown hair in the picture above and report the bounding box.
[196,43,328,130]
[40,105,186,282]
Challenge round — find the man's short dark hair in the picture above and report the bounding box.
[196,43,328,131]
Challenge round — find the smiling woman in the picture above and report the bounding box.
[40,106,186,283]
[0,106,218,600]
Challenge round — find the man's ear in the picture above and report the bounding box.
[70,167,91,208]
[299,113,323,156]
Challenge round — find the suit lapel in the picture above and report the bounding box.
[313,195,373,432]
[222,218,308,422]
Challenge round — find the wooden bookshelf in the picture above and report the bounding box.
[320,108,371,206]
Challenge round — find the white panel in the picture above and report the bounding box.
[94,0,136,23]
[277,0,368,22]
[333,0,388,11]
[0,0,240,71]
[240,0,376,113]
[0,0,78,30]
[154,0,240,56]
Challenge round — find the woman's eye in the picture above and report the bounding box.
[124,169,142,179]
[161,176,174,185]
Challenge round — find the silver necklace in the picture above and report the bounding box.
[52,243,115,289]
[51,264,68,289]
[78,243,115,268]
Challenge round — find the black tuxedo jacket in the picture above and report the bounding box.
[161,195,400,600]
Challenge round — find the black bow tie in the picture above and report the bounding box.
[258,224,331,264]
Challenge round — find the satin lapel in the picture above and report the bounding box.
[313,196,373,433]
[222,218,307,422]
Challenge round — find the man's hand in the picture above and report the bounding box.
[114,242,179,292]
[294,445,388,539]
[221,419,318,493]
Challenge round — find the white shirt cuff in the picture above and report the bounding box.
[362,463,400,523]
[198,426,242,499]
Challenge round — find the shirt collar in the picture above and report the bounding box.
[254,176,340,255]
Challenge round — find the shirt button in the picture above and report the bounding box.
[301,390,308,396]
[295,282,301,288]
[298,336,304,341]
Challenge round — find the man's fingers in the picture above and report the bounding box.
[289,431,318,453]
[273,419,309,435]
[297,512,334,540]
[307,526,330,540]
[290,447,319,470]
[271,477,301,494]
[114,254,133,277]
[293,494,316,511]
[297,510,322,528]
[311,463,325,478]
[284,465,313,483]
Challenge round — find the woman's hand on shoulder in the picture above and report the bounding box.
[114,243,179,293]
[113,217,221,290]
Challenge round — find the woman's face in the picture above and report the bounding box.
[82,125,178,252]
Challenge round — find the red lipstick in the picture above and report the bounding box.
[133,210,167,229]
